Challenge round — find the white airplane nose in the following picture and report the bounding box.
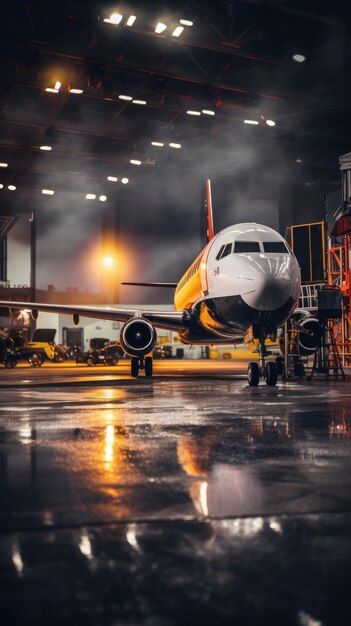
[239,257,293,311]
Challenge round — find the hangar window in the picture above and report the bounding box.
[219,243,232,259]
[234,241,260,253]
[263,241,288,253]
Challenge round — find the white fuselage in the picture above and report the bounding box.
[175,223,301,344]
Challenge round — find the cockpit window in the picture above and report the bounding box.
[263,241,288,253]
[219,243,232,259]
[234,241,260,253]
[216,245,225,260]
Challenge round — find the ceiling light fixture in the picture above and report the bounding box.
[0,162,8,167]
[266,119,276,127]
[126,15,136,27]
[107,176,118,182]
[54,81,61,90]
[187,110,201,116]
[179,19,193,26]
[132,99,146,105]
[121,177,129,184]
[45,88,59,93]
[99,195,107,202]
[42,189,55,195]
[69,88,83,94]
[118,94,133,101]
[109,13,123,25]
[0,184,3,189]
[86,194,96,200]
[202,109,215,116]
[292,54,306,63]
[155,22,167,34]
[8,185,16,191]
[151,141,164,147]
[130,159,141,165]
[40,145,52,151]
[244,119,259,125]
[172,26,184,37]
[169,143,181,149]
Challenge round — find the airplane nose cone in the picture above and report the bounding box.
[239,257,294,311]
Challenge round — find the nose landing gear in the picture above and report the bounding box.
[248,332,278,386]
[131,355,153,378]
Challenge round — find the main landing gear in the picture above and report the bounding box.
[131,355,153,378]
[247,332,278,387]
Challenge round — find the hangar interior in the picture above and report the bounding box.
[1,0,351,364]
[2,3,351,625]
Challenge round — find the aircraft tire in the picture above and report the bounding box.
[294,361,305,378]
[248,362,259,386]
[265,361,278,386]
[145,356,153,377]
[131,356,139,378]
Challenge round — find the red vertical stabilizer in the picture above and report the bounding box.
[205,179,215,242]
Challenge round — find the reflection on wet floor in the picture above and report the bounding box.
[1,378,351,624]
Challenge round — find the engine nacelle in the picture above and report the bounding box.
[120,317,157,357]
[298,317,321,355]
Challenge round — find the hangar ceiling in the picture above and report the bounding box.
[0,0,350,210]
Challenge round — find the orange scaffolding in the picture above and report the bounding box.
[328,234,351,366]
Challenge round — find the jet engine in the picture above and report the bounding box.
[298,317,321,355]
[120,317,157,357]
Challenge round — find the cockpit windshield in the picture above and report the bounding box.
[234,241,260,253]
[262,241,288,253]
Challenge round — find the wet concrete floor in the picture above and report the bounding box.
[1,372,351,625]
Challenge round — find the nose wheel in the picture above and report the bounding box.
[247,332,278,386]
[131,355,153,378]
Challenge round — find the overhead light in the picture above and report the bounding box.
[155,22,167,34]
[130,159,141,165]
[69,88,83,94]
[172,26,184,37]
[179,19,193,27]
[126,15,136,27]
[187,110,201,116]
[266,119,276,127]
[296,157,303,163]
[151,141,164,147]
[244,119,259,125]
[202,109,215,116]
[54,81,61,90]
[107,13,123,25]
[0,184,3,189]
[132,99,146,105]
[42,189,55,195]
[118,94,133,101]
[103,256,114,267]
[86,193,96,200]
[99,195,107,202]
[292,54,306,63]
[0,162,8,167]
[8,185,16,191]
[169,143,181,149]
[40,145,52,151]
[45,88,59,93]
[107,176,118,182]
[121,177,129,184]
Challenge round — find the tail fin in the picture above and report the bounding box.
[205,179,215,242]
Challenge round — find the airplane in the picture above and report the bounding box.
[0,180,301,386]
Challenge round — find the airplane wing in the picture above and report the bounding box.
[0,300,186,332]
